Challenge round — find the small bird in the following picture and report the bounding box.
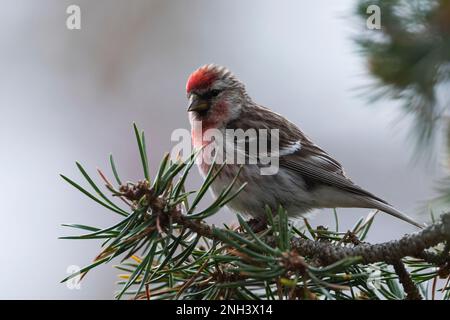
[186,64,423,229]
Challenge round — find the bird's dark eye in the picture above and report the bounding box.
[201,89,221,99]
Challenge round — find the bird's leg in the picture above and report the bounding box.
[246,217,268,233]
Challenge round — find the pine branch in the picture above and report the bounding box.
[60,125,450,300]
[104,185,450,300]
[285,215,450,265]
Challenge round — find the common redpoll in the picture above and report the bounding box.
[186,64,423,228]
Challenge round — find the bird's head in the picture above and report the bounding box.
[186,64,247,126]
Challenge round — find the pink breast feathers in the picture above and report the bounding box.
[191,126,213,175]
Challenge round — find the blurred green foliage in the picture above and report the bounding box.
[356,0,450,148]
[356,0,450,211]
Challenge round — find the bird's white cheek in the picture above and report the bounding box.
[188,112,197,126]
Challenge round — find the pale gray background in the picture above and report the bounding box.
[0,0,444,299]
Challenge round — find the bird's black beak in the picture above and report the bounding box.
[187,94,209,112]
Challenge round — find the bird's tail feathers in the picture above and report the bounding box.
[367,199,425,229]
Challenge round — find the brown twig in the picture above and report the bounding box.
[145,284,150,300]
[175,260,210,299]
[97,168,133,208]
[391,260,423,300]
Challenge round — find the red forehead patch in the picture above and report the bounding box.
[186,67,217,93]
